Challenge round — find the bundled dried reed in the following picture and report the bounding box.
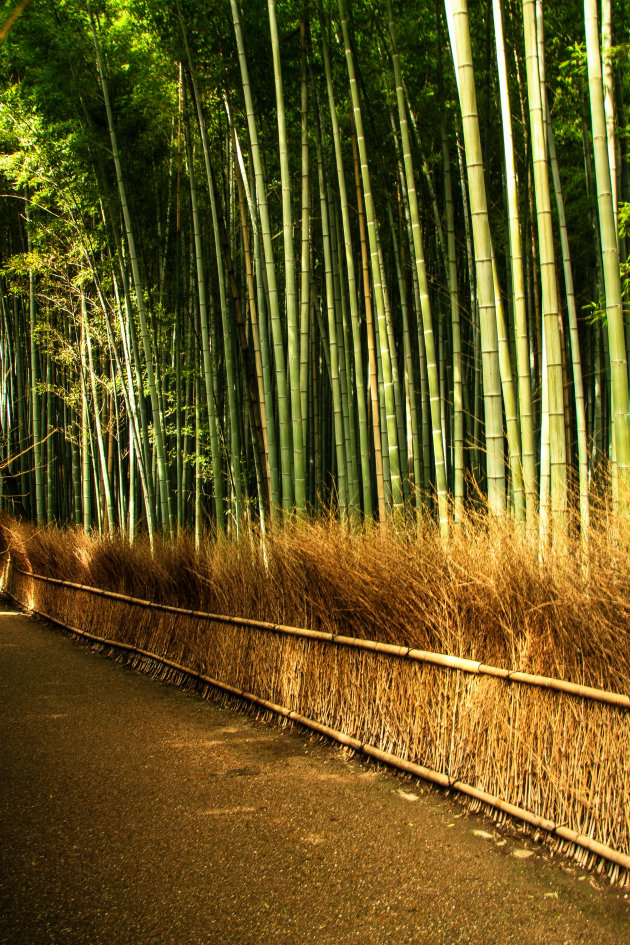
[1,509,629,884]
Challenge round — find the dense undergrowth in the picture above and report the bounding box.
[3,502,629,692]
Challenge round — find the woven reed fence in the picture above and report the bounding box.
[2,554,629,884]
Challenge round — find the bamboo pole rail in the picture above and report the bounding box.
[13,566,630,710]
[4,584,630,875]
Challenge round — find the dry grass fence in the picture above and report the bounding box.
[1,512,629,884]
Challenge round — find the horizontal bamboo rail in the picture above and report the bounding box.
[14,567,630,710]
[6,585,630,875]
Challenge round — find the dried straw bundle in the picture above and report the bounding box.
[4,509,630,688]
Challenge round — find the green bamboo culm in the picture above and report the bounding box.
[25,191,45,527]
[312,76,348,517]
[183,107,225,531]
[492,0,536,523]
[584,0,630,496]
[387,0,448,536]
[318,6,372,519]
[445,0,506,515]
[230,0,293,516]
[83,296,115,533]
[268,0,305,514]
[337,0,402,517]
[522,0,567,535]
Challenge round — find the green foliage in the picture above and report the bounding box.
[1,0,629,532]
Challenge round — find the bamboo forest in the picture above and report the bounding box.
[0,0,629,546]
[3,0,630,902]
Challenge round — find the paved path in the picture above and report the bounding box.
[1,603,628,945]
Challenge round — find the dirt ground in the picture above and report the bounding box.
[1,602,628,945]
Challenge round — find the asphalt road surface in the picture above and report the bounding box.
[1,603,628,945]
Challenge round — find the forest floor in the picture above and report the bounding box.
[1,602,628,945]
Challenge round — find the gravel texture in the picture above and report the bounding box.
[1,603,628,944]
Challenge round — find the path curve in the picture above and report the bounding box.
[1,604,628,945]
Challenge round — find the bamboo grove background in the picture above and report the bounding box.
[0,0,629,541]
